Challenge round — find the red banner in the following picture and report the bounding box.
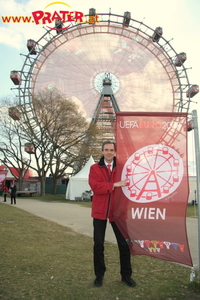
[114,112,193,266]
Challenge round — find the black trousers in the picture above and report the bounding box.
[93,218,132,277]
[11,196,16,204]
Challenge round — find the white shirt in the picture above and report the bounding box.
[104,160,113,171]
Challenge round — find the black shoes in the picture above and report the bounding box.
[94,276,103,287]
[121,276,136,287]
[94,276,136,287]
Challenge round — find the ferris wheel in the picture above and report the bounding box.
[10,9,199,146]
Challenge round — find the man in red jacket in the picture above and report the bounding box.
[89,140,136,288]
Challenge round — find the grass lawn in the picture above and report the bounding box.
[0,202,200,300]
[187,204,199,218]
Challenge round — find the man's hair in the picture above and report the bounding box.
[102,140,116,151]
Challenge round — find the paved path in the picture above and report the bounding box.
[1,198,199,268]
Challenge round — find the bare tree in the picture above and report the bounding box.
[0,101,31,190]
[31,89,98,194]
[0,91,98,195]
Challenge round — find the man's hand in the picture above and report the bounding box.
[114,179,127,187]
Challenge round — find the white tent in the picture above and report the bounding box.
[66,156,95,200]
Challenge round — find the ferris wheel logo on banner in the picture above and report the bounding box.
[121,144,184,203]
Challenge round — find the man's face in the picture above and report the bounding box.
[102,143,116,163]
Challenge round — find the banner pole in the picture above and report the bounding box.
[192,109,200,279]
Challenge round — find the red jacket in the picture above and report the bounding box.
[2,187,9,194]
[89,156,116,221]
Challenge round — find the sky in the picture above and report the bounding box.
[0,0,200,174]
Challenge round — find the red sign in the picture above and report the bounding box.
[114,112,192,266]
